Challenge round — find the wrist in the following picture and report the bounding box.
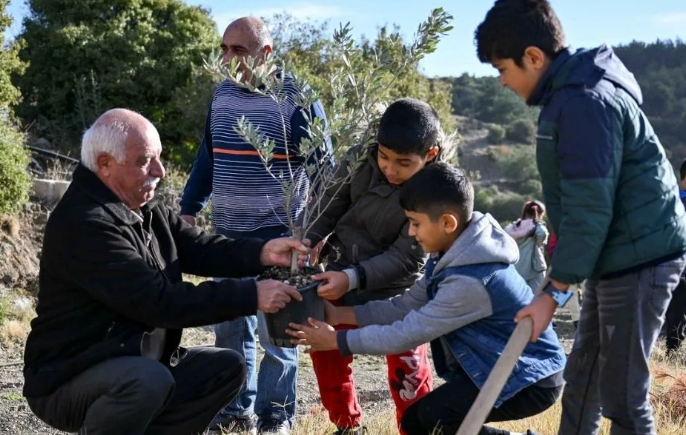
[550,278,569,291]
[342,268,358,292]
[541,281,574,307]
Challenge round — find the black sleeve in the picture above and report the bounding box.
[64,217,259,329]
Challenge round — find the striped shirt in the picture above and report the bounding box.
[180,76,332,233]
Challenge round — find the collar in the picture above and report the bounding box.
[72,164,158,226]
[526,48,572,106]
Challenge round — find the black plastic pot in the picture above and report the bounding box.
[265,280,325,348]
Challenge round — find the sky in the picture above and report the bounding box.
[4,0,686,78]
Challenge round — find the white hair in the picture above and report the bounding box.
[80,109,160,172]
[80,119,130,172]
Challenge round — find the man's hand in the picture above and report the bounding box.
[180,215,196,226]
[286,318,338,352]
[314,271,349,300]
[514,293,558,342]
[256,279,303,313]
[260,238,310,268]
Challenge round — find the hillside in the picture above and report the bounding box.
[450,39,686,223]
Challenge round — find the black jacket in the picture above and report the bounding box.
[23,165,266,398]
[305,145,427,305]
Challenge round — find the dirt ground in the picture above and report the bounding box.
[0,198,580,434]
[0,312,578,435]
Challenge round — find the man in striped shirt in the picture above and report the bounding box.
[180,17,332,435]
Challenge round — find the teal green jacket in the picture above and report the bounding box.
[527,45,686,284]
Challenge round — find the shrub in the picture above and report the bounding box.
[506,118,536,144]
[0,118,31,215]
[486,124,506,144]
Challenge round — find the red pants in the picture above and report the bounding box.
[310,324,433,433]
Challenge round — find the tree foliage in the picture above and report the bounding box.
[15,0,219,167]
[446,74,533,126]
[506,118,536,144]
[0,0,30,216]
[266,13,456,135]
[207,8,455,272]
[613,40,686,166]
[0,0,24,110]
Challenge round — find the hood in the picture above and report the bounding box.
[528,44,642,107]
[433,211,520,273]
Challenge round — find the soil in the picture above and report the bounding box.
[0,315,579,435]
[260,266,315,287]
[0,204,48,295]
[0,197,580,434]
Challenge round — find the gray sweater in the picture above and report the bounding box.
[341,212,520,356]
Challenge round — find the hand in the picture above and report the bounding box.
[314,271,349,300]
[286,318,338,352]
[550,278,570,291]
[260,237,310,268]
[180,215,196,226]
[323,300,340,326]
[256,279,303,313]
[514,293,558,342]
[305,238,327,265]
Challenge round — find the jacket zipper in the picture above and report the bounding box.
[139,219,179,365]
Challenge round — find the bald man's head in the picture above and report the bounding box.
[221,16,273,81]
[82,109,165,209]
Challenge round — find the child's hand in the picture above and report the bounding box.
[286,318,338,352]
[313,271,349,300]
[514,294,558,342]
[304,238,327,266]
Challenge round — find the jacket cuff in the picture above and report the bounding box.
[179,202,202,217]
[548,268,583,286]
[342,268,358,292]
[238,238,270,277]
[219,278,259,317]
[337,330,353,357]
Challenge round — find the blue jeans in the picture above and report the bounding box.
[214,226,299,426]
[559,254,686,435]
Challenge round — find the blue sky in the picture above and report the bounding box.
[5,0,686,77]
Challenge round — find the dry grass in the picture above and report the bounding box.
[286,346,686,435]
[2,287,685,435]
[0,292,35,348]
[0,320,29,344]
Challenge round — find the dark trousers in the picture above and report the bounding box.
[400,365,561,435]
[665,278,686,353]
[27,347,246,435]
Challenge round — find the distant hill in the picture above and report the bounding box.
[445,39,686,167]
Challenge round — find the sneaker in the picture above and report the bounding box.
[208,414,257,434]
[257,419,290,435]
[334,427,368,435]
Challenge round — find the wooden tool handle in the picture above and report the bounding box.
[455,274,550,435]
[455,317,533,435]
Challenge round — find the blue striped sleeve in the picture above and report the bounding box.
[180,105,214,217]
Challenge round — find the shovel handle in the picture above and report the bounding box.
[455,317,533,435]
[455,274,550,435]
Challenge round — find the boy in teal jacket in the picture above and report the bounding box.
[476,1,686,434]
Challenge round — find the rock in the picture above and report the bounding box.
[32,179,70,205]
[33,138,51,147]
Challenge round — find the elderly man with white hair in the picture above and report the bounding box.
[22,108,310,435]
